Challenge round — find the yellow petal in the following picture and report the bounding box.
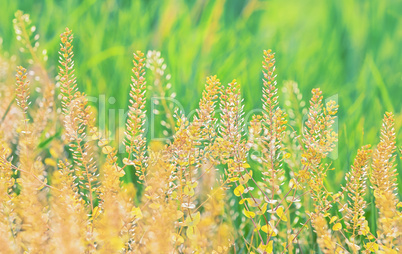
[187,212,201,226]
[109,236,124,250]
[261,224,277,236]
[365,242,378,252]
[239,171,253,185]
[44,158,57,167]
[332,222,342,231]
[257,203,268,215]
[329,216,338,224]
[276,206,287,221]
[246,198,261,207]
[186,226,195,239]
[234,185,245,197]
[258,240,273,253]
[229,177,239,182]
[184,186,195,196]
[131,207,143,219]
[93,206,101,219]
[172,233,184,244]
[102,145,113,154]
[186,226,199,240]
[122,158,130,165]
[243,209,256,218]
[98,139,108,146]
[117,169,125,177]
[188,181,198,188]
[239,175,250,185]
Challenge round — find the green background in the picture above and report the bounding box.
[1,0,402,190]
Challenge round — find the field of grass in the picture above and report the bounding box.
[1,0,402,253]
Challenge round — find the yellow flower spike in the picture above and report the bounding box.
[276,206,287,221]
[234,184,245,196]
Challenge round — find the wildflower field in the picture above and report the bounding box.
[0,0,402,253]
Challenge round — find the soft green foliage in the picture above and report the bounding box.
[1,1,401,131]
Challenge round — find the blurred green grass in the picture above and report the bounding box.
[1,0,402,189]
